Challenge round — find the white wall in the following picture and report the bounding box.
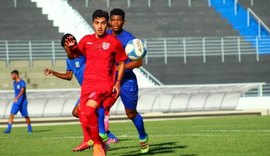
[237,97,270,110]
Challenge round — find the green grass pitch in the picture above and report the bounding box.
[1,115,270,156]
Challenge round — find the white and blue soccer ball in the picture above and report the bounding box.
[125,39,147,60]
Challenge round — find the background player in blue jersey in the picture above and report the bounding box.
[44,34,84,118]
[107,8,149,154]
[4,70,32,134]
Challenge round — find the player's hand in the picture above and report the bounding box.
[65,36,76,48]
[13,98,18,103]
[112,82,121,98]
[43,69,53,76]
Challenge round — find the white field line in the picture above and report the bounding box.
[0,117,210,128]
[1,114,245,125]
[200,130,270,133]
[1,131,270,140]
[0,134,221,140]
[0,122,80,128]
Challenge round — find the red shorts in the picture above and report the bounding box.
[103,93,118,115]
[80,83,117,108]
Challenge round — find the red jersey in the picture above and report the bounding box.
[77,33,127,90]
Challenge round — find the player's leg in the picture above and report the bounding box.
[121,92,149,153]
[103,94,119,144]
[100,95,119,143]
[4,114,15,133]
[72,100,93,152]
[104,113,119,144]
[24,116,32,133]
[85,99,106,156]
[105,113,119,144]
[4,104,20,133]
[20,101,32,133]
[125,108,149,153]
[121,88,148,140]
[98,106,108,142]
[125,108,147,139]
[73,108,93,151]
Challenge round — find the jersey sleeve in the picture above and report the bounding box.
[129,33,136,40]
[123,32,136,47]
[115,39,128,62]
[66,59,72,71]
[21,80,26,89]
[77,36,87,55]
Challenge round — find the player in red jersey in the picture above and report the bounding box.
[65,10,127,156]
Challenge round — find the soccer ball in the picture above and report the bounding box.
[125,39,147,60]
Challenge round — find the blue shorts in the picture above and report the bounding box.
[10,100,29,117]
[120,71,139,110]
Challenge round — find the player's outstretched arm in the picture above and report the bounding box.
[43,69,73,81]
[115,60,143,71]
[124,60,143,70]
[113,61,125,98]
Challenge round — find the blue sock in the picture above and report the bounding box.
[132,114,147,140]
[4,124,12,133]
[27,124,32,132]
[107,130,118,139]
[7,124,12,130]
[98,107,106,134]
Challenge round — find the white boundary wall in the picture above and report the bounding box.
[238,97,270,110]
[0,83,264,118]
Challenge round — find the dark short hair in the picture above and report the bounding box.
[110,8,125,20]
[61,33,77,47]
[11,70,19,75]
[92,9,109,22]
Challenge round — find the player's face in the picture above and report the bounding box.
[110,15,125,32]
[93,17,108,37]
[11,73,17,80]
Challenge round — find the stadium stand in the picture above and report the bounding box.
[143,55,270,84]
[1,0,269,87]
[0,0,61,40]
[239,0,270,27]
[67,0,238,37]
[0,60,80,90]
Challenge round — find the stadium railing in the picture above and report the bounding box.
[0,83,263,118]
[1,36,268,66]
[247,8,270,38]
[75,0,254,8]
[136,67,164,86]
[243,83,270,97]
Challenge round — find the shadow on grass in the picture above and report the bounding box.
[32,129,53,133]
[113,141,192,156]
[118,138,132,142]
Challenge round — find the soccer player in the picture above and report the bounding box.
[107,8,149,153]
[65,10,127,156]
[44,34,117,152]
[44,34,92,152]
[4,70,32,134]
[44,34,83,118]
